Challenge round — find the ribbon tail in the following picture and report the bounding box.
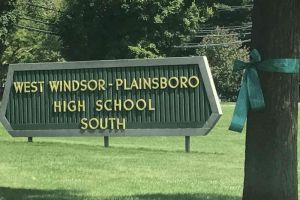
[229,74,250,133]
[247,68,265,110]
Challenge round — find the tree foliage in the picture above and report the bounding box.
[196,28,249,101]
[0,0,16,85]
[3,30,63,63]
[0,0,16,55]
[207,0,252,26]
[2,0,63,64]
[57,0,213,60]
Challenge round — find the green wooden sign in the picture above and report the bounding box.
[0,57,222,137]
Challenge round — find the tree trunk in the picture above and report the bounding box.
[243,0,300,200]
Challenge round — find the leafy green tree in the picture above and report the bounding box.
[2,0,63,64]
[207,0,253,26]
[0,0,16,85]
[3,29,63,63]
[57,0,212,60]
[196,28,249,101]
[0,0,16,55]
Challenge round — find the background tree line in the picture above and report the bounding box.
[0,0,252,100]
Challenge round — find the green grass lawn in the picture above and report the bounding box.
[0,104,292,200]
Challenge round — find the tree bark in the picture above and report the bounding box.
[243,0,300,200]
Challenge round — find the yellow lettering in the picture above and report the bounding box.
[80,118,88,130]
[30,82,38,92]
[104,100,112,111]
[160,77,168,89]
[38,81,44,92]
[98,79,106,91]
[23,82,31,93]
[63,101,67,112]
[108,118,115,129]
[13,82,24,93]
[67,101,76,112]
[115,79,123,90]
[53,101,61,112]
[123,99,134,111]
[80,80,87,91]
[80,118,126,130]
[87,80,97,91]
[143,78,152,89]
[95,100,103,111]
[114,99,122,111]
[152,78,159,89]
[136,99,147,111]
[78,100,85,112]
[180,76,188,88]
[130,79,139,90]
[88,118,99,129]
[63,80,71,92]
[116,118,126,129]
[168,77,179,88]
[124,79,131,90]
[72,80,80,91]
[49,81,60,92]
[99,118,108,129]
[189,76,200,88]
[149,99,155,111]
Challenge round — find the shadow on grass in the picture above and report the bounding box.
[2,139,225,155]
[0,187,82,200]
[0,187,240,200]
[107,146,225,155]
[105,193,240,200]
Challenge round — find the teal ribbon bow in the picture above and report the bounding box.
[229,49,299,132]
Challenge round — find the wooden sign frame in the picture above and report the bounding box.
[0,56,222,137]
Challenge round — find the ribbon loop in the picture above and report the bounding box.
[249,49,261,63]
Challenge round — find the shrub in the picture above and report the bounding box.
[196,28,249,101]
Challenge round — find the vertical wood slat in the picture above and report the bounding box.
[23,72,27,125]
[47,70,51,124]
[184,66,190,123]
[165,66,170,123]
[169,65,175,123]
